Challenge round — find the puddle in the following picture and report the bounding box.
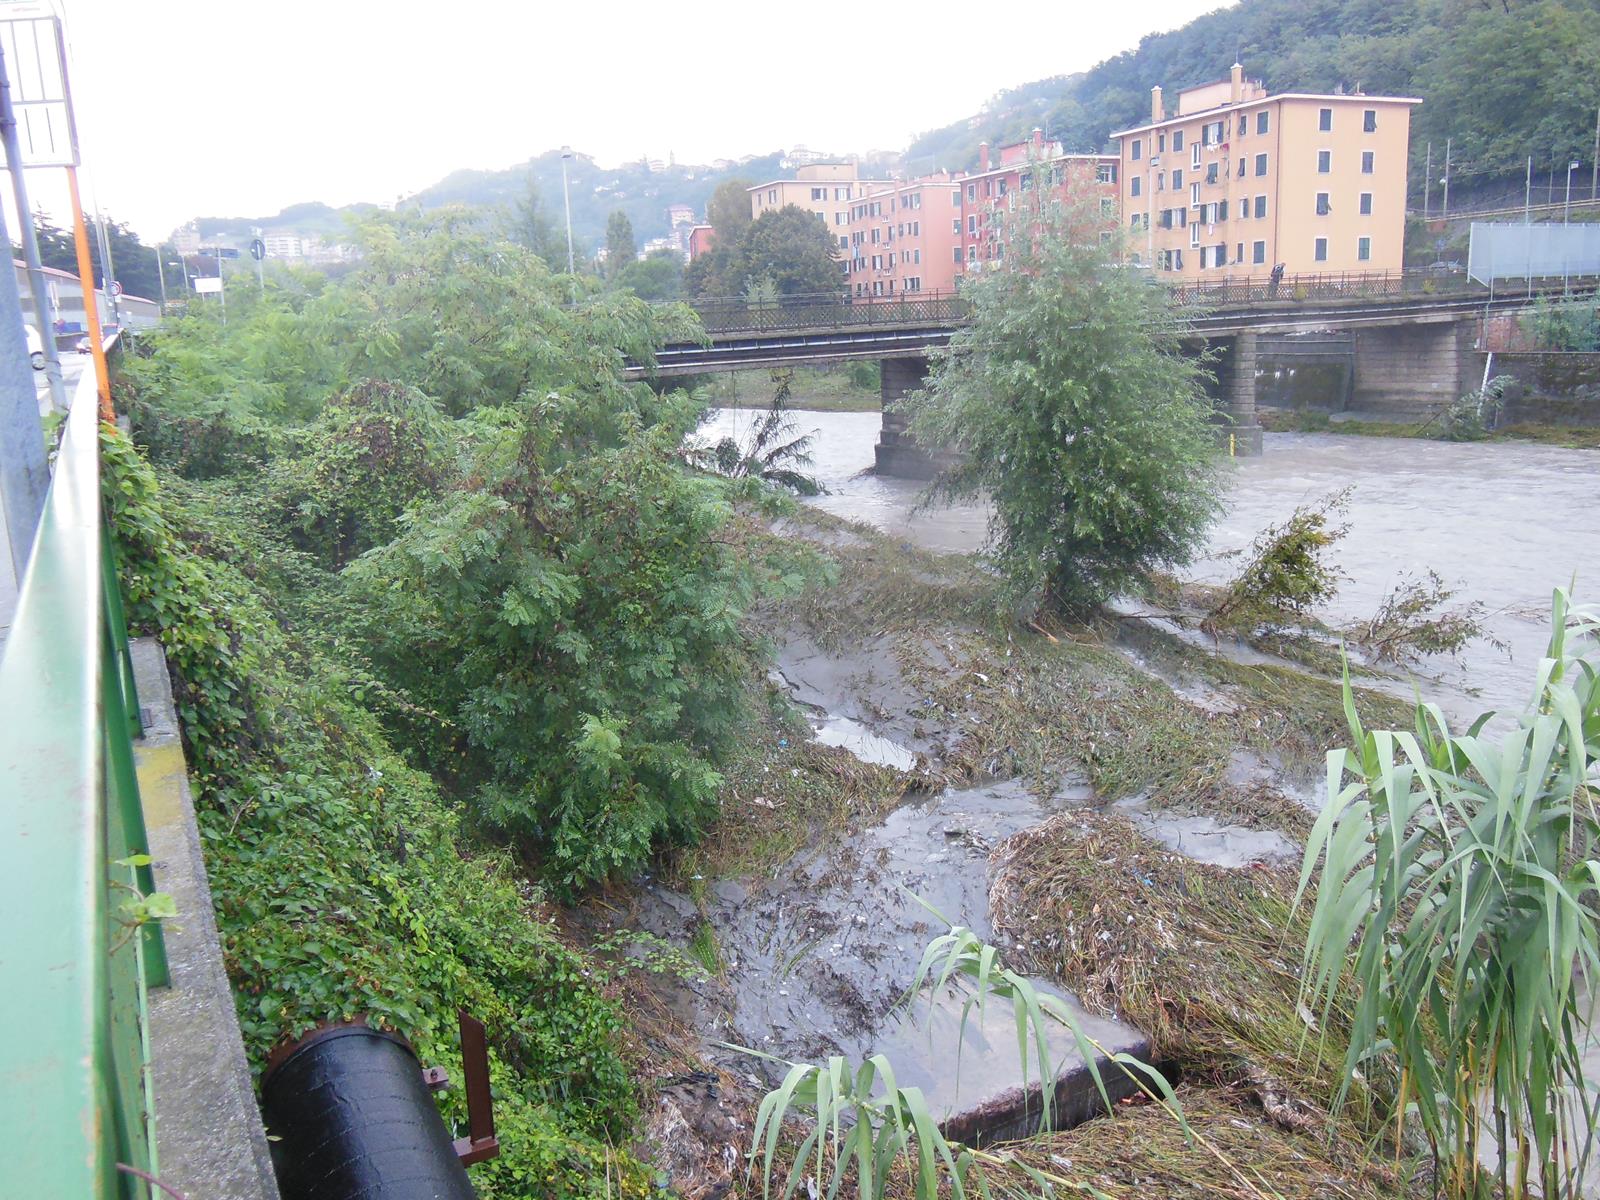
[809,714,917,770]
[775,634,942,758]
[592,777,1144,1136]
[1113,796,1299,868]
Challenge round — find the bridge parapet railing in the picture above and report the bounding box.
[0,337,170,1198]
[687,290,970,335]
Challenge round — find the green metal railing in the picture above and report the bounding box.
[0,342,170,1198]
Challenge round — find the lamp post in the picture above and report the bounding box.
[1564,159,1580,296]
[559,146,575,277]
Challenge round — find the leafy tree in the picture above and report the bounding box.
[616,248,684,301]
[727,204,842,298]
[507,176,568,272]
[17,210,167,304]
[907,192,1222,615]
[604,210,635,276]
[706,177,753,246]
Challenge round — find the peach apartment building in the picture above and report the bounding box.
[747,163,894,252]
[1111,64,1419,279]
[845,174,962,298]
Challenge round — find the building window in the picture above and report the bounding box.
[1254,153,1268,176]
[953,218,960,234]
[1156,172,1165,192]
[768,189,776,203]
[1317,149,1331,173]
[1254,194,1267,218]
[1100,196,1116,217]
[1318,107,1332,132]
[1191,142,1201,167]
[1361,150,1374,174]
[1132,212,1141,228]
[1206,162,1218,185]
[1020,172,1033,191]
[1238,114,1247,136]
[1131,175,1142,197]
[1359,192,1373,215]
[1358,236,1371,261]
[1316,192,1331,215]
[1314,237,1328,262]
[997,178,1008,196]
[1237,241,1244,262]
[839,235,848,248]
[1256,110,1269,135]
[1172,168,1183,189]
[1130,138,1143,160]
[1363,109,1377,133]
[1178,207,1186,227]
[1238,157,1246,178]
[1253,240,1266,264]
[995,243,1003,261]
[966,215,977,234]
[1190,222,1200,248]
[1173,130,1184,152]
[1158,132,1166,152]
[966,183,977,201]
[1190,181,1200,206]
[1096,163,1116,184]
[967,245,977,262]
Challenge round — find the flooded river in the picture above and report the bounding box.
[701,408,1599,725]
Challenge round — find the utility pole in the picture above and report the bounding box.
[560,146,575,277]
[1422,142,1431,220]
[155,243,168,311]
[0,192,48,583]
[0,42,65,413]
[1593,105,1599,202]
[1525,157,1532,223]
[1441,138,1451,220]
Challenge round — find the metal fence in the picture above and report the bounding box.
[687,289,969,335]
[0,339,169,1198]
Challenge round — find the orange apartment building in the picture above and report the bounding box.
[1112,64,1419,279]
[957,131,1120,276]
[747,163,894,252]
[844,174,962,298]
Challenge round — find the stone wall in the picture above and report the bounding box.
[1350,318,1476,416]
[1479,351,1600,425]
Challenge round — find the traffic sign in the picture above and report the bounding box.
[249,237,265,262]
[109,280,122,296]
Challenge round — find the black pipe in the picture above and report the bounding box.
[261,1023,477,1200]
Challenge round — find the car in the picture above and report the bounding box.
[22,323,43,370]
[1425,260,1465,273]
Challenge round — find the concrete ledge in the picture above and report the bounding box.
[132,637,281,1200]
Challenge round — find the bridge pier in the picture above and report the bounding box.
[1220,332,1265,455]
[875,356,943,479]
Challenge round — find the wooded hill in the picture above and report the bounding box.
[907,0,1600,208]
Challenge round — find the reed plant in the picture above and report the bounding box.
[1297,589,1600,1199]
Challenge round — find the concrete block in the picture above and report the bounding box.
[132,638,281,1200]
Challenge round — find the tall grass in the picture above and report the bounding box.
[1297,589,1600,1198]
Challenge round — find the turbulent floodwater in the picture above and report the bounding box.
[698,407,1599,725]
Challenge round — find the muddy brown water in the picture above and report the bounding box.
[698,410,1599,726]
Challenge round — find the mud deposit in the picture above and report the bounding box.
[600,771,1147,1134]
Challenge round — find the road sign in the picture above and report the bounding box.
[0,4,79,167]
[108,280,122,297]
[249,238,265,262]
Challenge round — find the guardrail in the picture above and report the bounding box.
[688,289,969,335]
[0,338,170,1198]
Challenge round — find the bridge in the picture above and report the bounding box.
[638,271,1598,468]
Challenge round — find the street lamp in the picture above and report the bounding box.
[1564,159,1581,225]
[559,146,575,278]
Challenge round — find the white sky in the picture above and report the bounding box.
[11,0,1219,241]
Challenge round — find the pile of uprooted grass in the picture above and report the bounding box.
[989,807,1387,1138]
[990,1082,1407,1200]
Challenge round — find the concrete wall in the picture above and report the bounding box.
[1350,317,1476,416]
[875,355,946,478]
[1480,351,1600,425]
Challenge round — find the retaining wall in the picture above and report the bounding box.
[1479,351,1600,425]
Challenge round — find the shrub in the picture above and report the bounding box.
[907,189,1222,615]
[1205,488,1348,631]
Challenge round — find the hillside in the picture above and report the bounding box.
[908,0,1600,206]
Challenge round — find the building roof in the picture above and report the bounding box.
[1111,92,1422,139]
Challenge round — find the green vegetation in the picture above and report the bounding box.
[906,192,1222,615]
[1205,489,1349,632]
[1520,295,1600,351]
[1259,407,1600,448]
[698,363,880,412]
[687,203,842,300]
[1298,593,1600,1200]
[605,210,637,275]
[689,372,822,494]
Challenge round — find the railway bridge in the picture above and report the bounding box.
[632,271,1596,473]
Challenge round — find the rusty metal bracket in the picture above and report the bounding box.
[421,1065,449,1092]
[451,1010,500,1166]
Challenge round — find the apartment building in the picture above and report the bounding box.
[747,163,893,246]
[1112,64,1419,278]
[956,131,1120,276]
[844,174,962,298]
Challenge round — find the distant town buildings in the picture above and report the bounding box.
[686,224,715,261]
[747,164,895,240]
[1112,64,1419,278]
[14,260,158,334]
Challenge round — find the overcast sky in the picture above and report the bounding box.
[15,0,1218,241]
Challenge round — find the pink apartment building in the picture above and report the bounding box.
[844,174,963,298]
